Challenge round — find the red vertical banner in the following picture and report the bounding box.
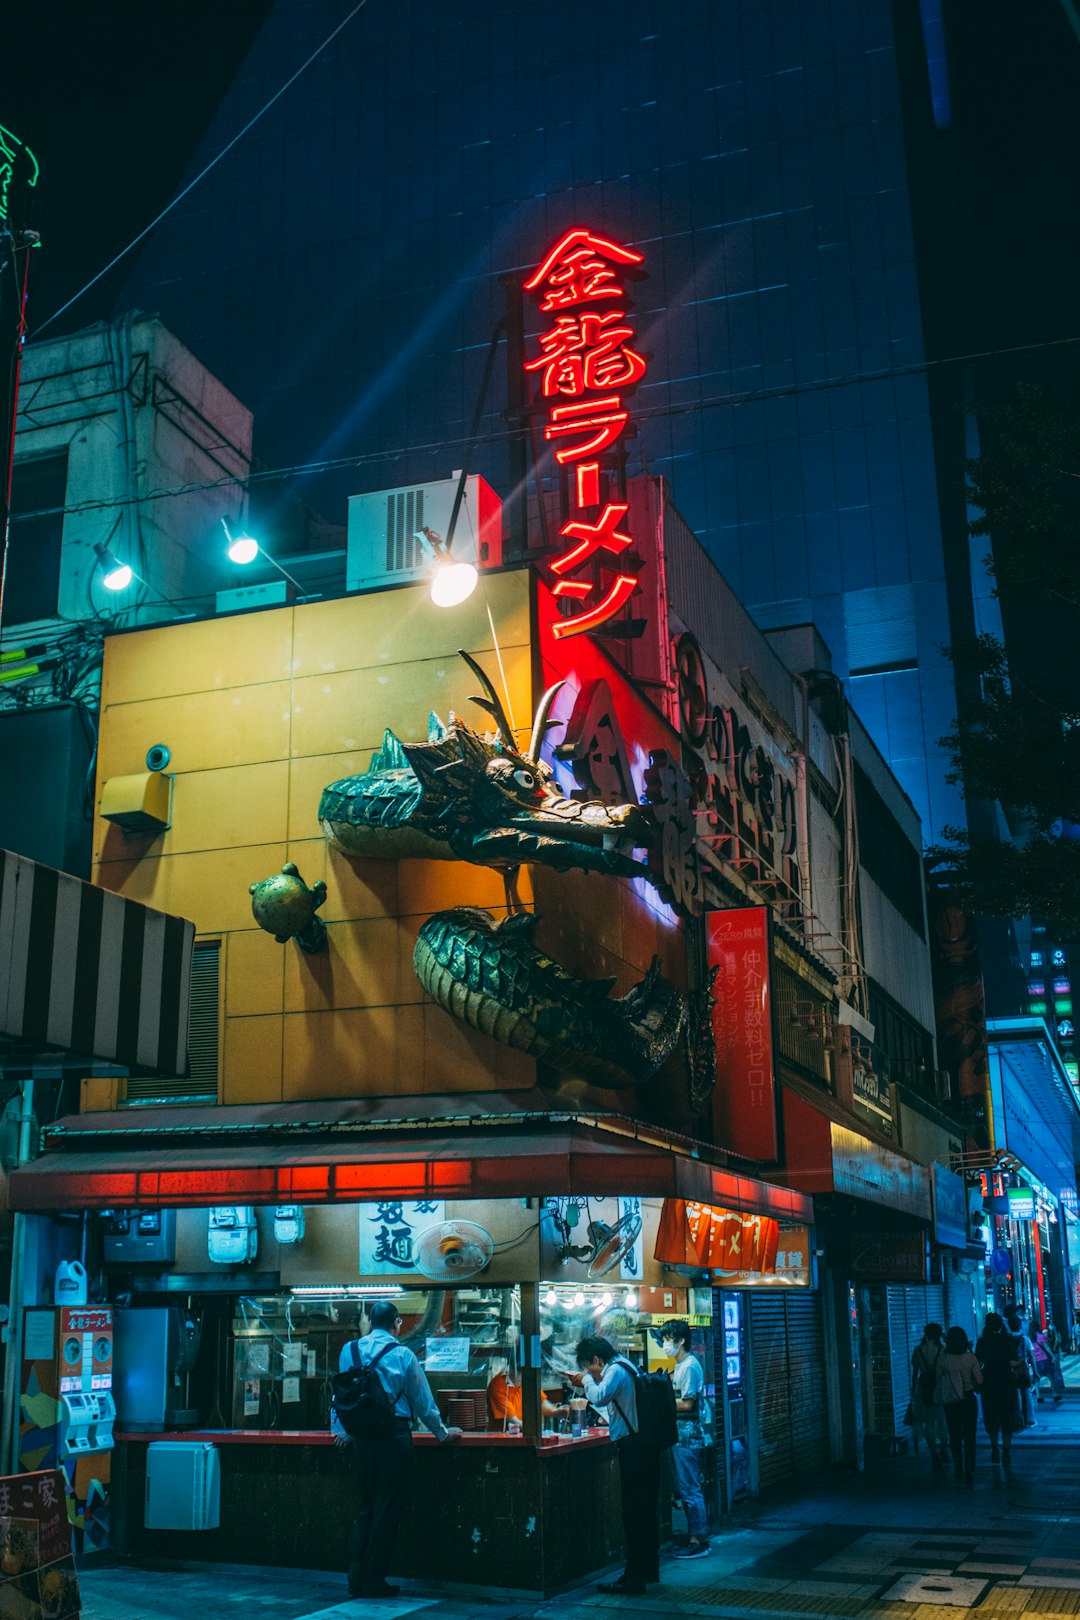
[706,906,779,1161]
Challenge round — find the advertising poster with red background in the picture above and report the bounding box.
[706,906,779,1161]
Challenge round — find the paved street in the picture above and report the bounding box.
[81,1403,1080,1620]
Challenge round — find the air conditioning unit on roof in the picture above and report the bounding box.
[346,473,502,593]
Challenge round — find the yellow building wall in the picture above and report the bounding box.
[93,572,538,1105]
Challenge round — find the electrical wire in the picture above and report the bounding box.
[34,1,370,339]
[12,321,1080,531]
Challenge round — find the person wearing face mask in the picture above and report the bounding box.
[664,1320,710,1559]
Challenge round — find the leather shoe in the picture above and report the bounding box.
[597,1577,646,1595]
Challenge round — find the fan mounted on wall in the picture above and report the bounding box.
[585,1209,642,1278]
[414,1220,494,1282]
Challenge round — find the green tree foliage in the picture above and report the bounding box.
[930,385,1080,931]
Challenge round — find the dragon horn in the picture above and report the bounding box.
[458,649,517,752]
[528,680,567,763]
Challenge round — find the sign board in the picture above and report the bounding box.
[706,907,778,1160]
[0,1469,79,1619]
[524,228,649,642]
[851,1053,893,1137]
[358,1201,446,1275]
[424,1338,471,1374]
[830,1123,932,1219]
[1007,1186,1036,1221]
[931,1163,969,1250]
[773,1223,813,1288]
[849,1228,928,1283]
[674,633,800,908]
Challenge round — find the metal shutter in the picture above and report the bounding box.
[786,1294,829,1475]
[750,1293,828,1491]
[124,939,220,1104]
[750,1296,791,1492]
[881,1283,946,1438]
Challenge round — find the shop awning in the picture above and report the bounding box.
[781,1089,932,1220]
[0,848,194,1075]
[9,1097,813,1221]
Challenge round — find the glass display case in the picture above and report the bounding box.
[229,1286,525,1433]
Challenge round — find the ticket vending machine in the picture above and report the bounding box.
[20,1306,116,1551]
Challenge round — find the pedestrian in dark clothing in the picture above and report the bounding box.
[332,1301,461,1599]
[1006,1311,1039,1425]
[936,1325,982,1482]
[975,1312,1023,1467]
[909,1323,948,1467]
[574,1335,660,1597]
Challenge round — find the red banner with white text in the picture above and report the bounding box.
[707,906,779,1161]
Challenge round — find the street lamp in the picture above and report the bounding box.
[413,525,478,607]
[222,518,303,592]
[93,544,133,592]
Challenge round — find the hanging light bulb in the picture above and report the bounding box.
[93,544,133,592]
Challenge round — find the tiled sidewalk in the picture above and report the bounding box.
[80,1405,1080,1620]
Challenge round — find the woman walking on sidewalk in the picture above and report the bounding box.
[936,1325,982,1481]
[909,1324,949,1468]
[975,1312,1023,1468]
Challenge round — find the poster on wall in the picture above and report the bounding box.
[706,907,779,1161]
[0,1470,80,1620]
[358,1201,446,1275]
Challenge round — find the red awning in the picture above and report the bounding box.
[9,1113,813,1221]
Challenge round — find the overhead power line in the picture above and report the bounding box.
[34,1,369,338]
[9,326,1080,526]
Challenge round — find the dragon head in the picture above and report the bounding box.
[320,651,656,878]
[401,652,654,876]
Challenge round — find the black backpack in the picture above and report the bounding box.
[613,1357,678,1451]
[332,1340,398,1439]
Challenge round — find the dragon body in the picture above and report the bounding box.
[413,906,689,1089]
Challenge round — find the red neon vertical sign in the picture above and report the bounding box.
[523,228,648,641]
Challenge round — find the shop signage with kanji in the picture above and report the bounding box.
[706,906,779,1160]
[524,228,648,641]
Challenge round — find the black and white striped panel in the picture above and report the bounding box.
[0,849,193,1074]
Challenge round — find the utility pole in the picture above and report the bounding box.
[0,121,41,631]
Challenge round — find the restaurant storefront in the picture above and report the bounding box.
[9,1096,812,1591]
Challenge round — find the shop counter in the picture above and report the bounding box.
[112,1427,625,1594]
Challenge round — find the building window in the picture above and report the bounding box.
[844,585,917,677]
[853,762,925,937]
[5,453,68,625]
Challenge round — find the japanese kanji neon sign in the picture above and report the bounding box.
[524,228,648,640]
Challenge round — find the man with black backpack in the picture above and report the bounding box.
[332,1300,461,1600]
[573,1335,670,1597]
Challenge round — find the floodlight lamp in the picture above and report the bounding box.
[93,544,133,592]
[430,559,479,608]
[222,518,259,566]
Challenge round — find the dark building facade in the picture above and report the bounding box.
[117,0,962,843]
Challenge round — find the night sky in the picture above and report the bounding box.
[0,2,271,339]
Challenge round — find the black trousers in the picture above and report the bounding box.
[616,1434,661,1583]
[943,1393,978,1477]
[348,1422,414,1593]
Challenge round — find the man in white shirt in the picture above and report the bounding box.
[664,1319,710,1558]
[332,1301,461,1599]
[574,1335,660,1597]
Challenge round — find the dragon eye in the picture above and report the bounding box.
[513,769,536,790]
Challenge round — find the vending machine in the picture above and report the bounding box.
[19,1306,116,1551]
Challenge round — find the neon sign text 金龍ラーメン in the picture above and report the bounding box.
[524,229,647,640]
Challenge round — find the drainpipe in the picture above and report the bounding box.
[1,1079,36,1473]
[791,674,814,928]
